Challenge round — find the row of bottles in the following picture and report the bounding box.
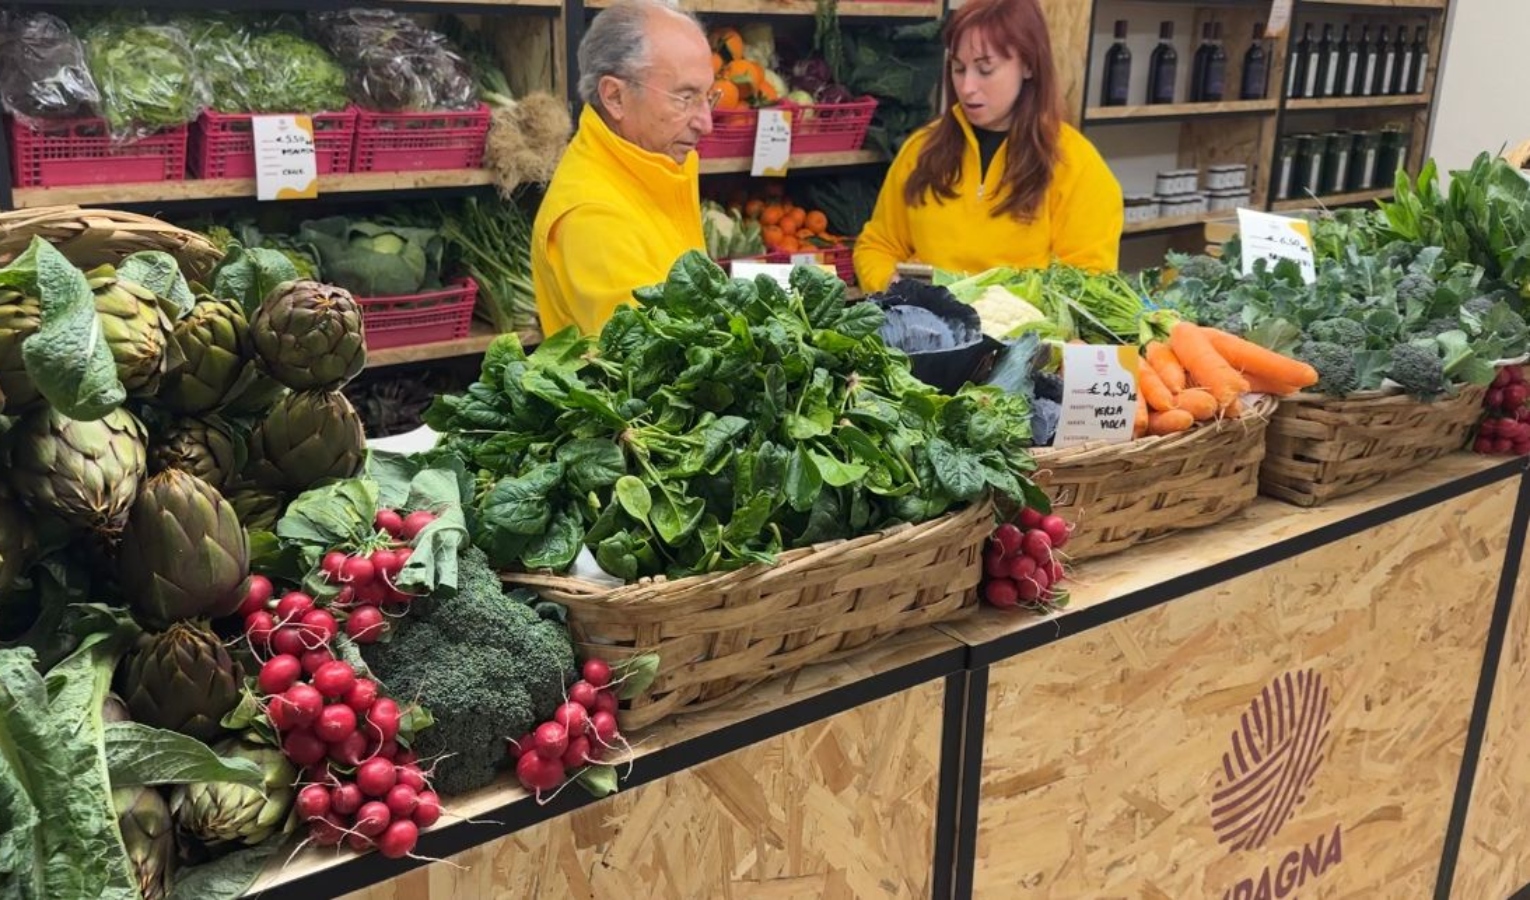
[1101,20,1270,107]
[1286,23,1430,100]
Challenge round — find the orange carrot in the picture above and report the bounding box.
[1174,387,1219,421]
[1169,322,1249,407]
[1135,391,1150,438]
[1148,408,1195,436]
[1202,328,1319,390]
[1223,395,1244,418]
[1145,342,1187,393]
[1242,372,1301,396]
[1138,359,1177,412]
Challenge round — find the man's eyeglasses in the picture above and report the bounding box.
[625,79,724,113]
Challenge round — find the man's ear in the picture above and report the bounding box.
[599,75,627,120]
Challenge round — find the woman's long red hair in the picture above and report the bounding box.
[904,0,1063,221]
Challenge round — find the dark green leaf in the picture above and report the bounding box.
[276,479,379,548]
[22,239,126,421]
[103,722,265,788]
[557,439,627,493]
[928,438,986,501]
[613,652,661,700]
[118,251,194,318]
[785,445,824,512]
[575,764,621,798]
[651,492,705,546]
[809,451,869,488]
[724,493,775,544]
[522,506,584,571]
[481,463,563,537]
[832,301,885,338]
[614,475,653,522]
[168,836,286,900]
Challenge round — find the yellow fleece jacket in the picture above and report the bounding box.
[532,106,706,335]
[853,110,1124,292]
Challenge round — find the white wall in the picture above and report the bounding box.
[1427,0,1530,172]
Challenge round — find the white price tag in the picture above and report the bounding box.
[1237,208,1317,284]
[750,108,792,178]
[1054,345,1140,448]
[252,114,318,202]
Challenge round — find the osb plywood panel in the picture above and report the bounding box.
[973,478,1515,899]
[1037,0,1089,125]
[340,679,946,900]
[1452,530,1530,899]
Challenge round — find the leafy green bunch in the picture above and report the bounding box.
[425,251,1041,581]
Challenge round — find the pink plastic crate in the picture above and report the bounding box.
[190,108,357,179]
[359,278,478,350]
[723,244,856,286]
[696,99,878,160]
[351,105,490,173]
[8,117,187,188]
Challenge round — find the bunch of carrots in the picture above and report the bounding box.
[1133,322,1320,438]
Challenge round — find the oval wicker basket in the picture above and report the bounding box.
[0,205,222,281]
[1259,384,1487,507]
[503,497,996,730]
[1029,395,1278,561]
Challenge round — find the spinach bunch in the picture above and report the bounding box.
[425,251,1041,582]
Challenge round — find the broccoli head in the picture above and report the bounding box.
[1174,254,1229,285]
[1395,273,1439,309]
[1410,317,1461,340]
[1307,318,1367,346]
[1386,340,1448,399]
[363,545,575,796]
[1462,295,1497,320]
[1296,341,1358,395]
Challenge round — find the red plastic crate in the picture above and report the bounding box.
[190,108,357,179]
[697,99,878,160]
[722,243,856,286]
[351,105,490,173]
[359,278,478,350]
[8,117,187,188]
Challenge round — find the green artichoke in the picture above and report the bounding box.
[0,486,34,594]
[113,785,174,900]
[88,265,180,397]
[251,280,366,391]
[226,486,285,533]
[0,287,43,414]
[119,469,249,626]
[149,417,241,490]
[119,621,242,741]
[5,406,148,534]
[156,297,252,415]
[247,390,365,492]
[172,737,295,848]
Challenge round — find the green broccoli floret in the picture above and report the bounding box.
[1395,273,1438,309]
[1308,318,1367,346]
[1386,341,1448,398]
[363,546,575,796]
[1463,296,1496,320]
[1217,314,1247,337]
[1174,254,1229,284]
[1411,317,1460,339]
[1296,341,1358,395]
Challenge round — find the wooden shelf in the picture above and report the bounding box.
[8,169,493,210]
[1271,187,1394,211]
[699,149,885,175]
[1300,0,1444,8]
[1085,99,1280,124]
[1123,209,1223,236]
[586,0,939,14]
[366,319,541,369]
[1285,94,1431,112]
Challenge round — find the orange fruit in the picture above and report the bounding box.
[805,210,828,234]
[783,208,806,230]
[762,225,785,248]
[714,80,742,110]
[760,205,784,227]
[778,236,801,253]
[711,52,724,76]
[745,199,765,219]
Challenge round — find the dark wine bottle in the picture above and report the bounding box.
[1317,24,1339,98]
[1337,25,1358,97]
[1202,22,1228,101]
[1376,26,1396,96]
[1240,22,1268,100]
[1191,23,1213,102]
[1147,21,1178,105]
[1101,19,1132,106]
[1358,25,1378,96]
[1410,25,1430,94]
[1288,23,1313,99]
[1393,25,1414,95]
[1302,23,1323,98]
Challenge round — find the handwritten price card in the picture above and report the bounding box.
[1237,208,1317,284]
[252,115,319,201]
[1055,344,1141,448]
[751,108,792,178]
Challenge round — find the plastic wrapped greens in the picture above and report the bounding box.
[0,13,101,124]
[246,31,349,113]
[177,14,253,113]
[83,19,206,139]
[311,9,477,112]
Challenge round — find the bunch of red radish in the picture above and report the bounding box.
[1476,366,1530,457]
[241,577,438,859]
[508,658,627,797]
[980,508,1070,610]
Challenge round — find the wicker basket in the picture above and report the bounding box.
[1029,396,1278,561]
[1259,385,1487,507]
[503,498,996,729]
[0,206,222,282]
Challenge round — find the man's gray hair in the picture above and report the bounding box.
[577,0,703,109]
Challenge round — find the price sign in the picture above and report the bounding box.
[252,115,319,202]
[731,261,797,287]
[1054,344,1140,448]
[1237,208,1317,284]
[751,108,792,178]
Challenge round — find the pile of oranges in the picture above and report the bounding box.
[710,28,782,111]
[723,187,844,255]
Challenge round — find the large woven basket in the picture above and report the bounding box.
[0,205,222,281]
[1259,385,1487,507]
[504,498,995,730]
[1029,395,1277,561]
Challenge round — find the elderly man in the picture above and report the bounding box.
[532,0,718,336]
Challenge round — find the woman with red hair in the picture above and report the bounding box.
[853,0,1124,291]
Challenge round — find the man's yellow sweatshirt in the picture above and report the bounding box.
[853,109,1124,292]
[532,106,706,335]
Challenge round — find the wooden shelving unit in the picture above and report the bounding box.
[8,170,496,210]
[1123,209,1224,235]
[1271,186,1394,211]
[699,149,885,175]
[584,0,940,15]
[1084,99,1279,124]
[1284,93,1431,111]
